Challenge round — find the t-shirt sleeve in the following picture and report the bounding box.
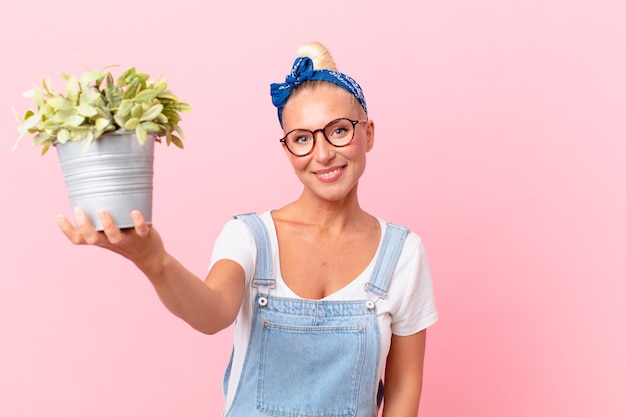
[389,233,438,336]
[208,217,256,282]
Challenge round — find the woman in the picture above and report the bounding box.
[57,41,438,417]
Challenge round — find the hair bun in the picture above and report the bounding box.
[296,41,338,71]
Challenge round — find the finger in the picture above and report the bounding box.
[73,207,101,245]
[98,210,124,244]
[56,214,86,245]
[131,210,151,238]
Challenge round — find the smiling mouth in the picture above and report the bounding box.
[314,166,345,178]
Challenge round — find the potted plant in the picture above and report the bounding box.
[14,64,191,230]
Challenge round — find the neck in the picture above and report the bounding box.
[281,186,370,233]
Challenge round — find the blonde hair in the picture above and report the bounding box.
[281,41,367,121]
[296,41,338,71]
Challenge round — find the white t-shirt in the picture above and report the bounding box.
[209,211,438,412]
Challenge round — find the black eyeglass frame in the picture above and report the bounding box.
[279,118,368,157]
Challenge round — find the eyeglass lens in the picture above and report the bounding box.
[284,118,356,156]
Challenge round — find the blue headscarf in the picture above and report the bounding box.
[270,56,368,126]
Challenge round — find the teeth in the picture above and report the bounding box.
[317,167,342,178]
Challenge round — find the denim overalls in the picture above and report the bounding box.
[223,213,408,417]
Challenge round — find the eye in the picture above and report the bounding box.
[326,120,352,138]
[331,127,348,136]
[294,135,312,144]
[287,131,313,145]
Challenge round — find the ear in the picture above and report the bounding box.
[364,119,375,152]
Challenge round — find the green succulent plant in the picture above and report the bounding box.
[14,66,192,155]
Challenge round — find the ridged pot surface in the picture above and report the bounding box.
[56,131,155,231]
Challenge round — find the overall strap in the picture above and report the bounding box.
[365,223,409,299]
[233,213,275,288]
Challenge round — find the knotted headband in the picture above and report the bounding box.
[270,56,368,126]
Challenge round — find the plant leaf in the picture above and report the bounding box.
[52,109,78,124]
[117,67,135,86]
[113,114,126,128]
[47,96,74,111]
[77,104,98,117]
[40,143,51,155]
[169,135,184,149]
[134,72,150,83]
[124,117,140,130]
[18,111,41,132]
[140,104,163,121]
[12,107,23,122]
[42,77,55,95]
[95,117,110,131]
[65,114,86,127]
[171,102,192,112]
[135,123,147,145]
[73,130,89,143]
[172,123,185,139]
[122,78,140,99]
[33,131,53,146]
[22,88,36,99]
[57,128,70,144]
[153,81,168,94]
[156,92,178,101]
[131,103,144,118]
[140,121,160,133]
[133,89,158,102]
[79,91,101,106]
[118,99,133,117]
[65,76,80,103]
[80,71,107,85]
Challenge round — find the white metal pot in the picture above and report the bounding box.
[55,131,155,231]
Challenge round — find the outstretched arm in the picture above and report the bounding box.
[381,329,427,417]
[57,207,245,334]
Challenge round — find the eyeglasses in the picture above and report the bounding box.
[279,118,368,157]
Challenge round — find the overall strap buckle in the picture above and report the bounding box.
[234,213,276,305]
[364,222,409,308]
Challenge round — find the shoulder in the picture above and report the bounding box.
[377,221,438,334]
[376,218,430,283]
[226,211,274,234]
[210,214,266,275]
[377,218,426,254]
[209,212,277,283]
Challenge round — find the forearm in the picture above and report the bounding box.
[381,331,427,417]
[136,253,240,334]
[57,210,242,334]
[380,379,422,417]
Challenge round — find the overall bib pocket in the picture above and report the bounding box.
[257,320,367,417]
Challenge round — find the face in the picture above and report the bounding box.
[280,85,375,203]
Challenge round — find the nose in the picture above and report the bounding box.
[311,130,335,162]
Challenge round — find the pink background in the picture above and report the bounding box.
[1,1,624,416]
